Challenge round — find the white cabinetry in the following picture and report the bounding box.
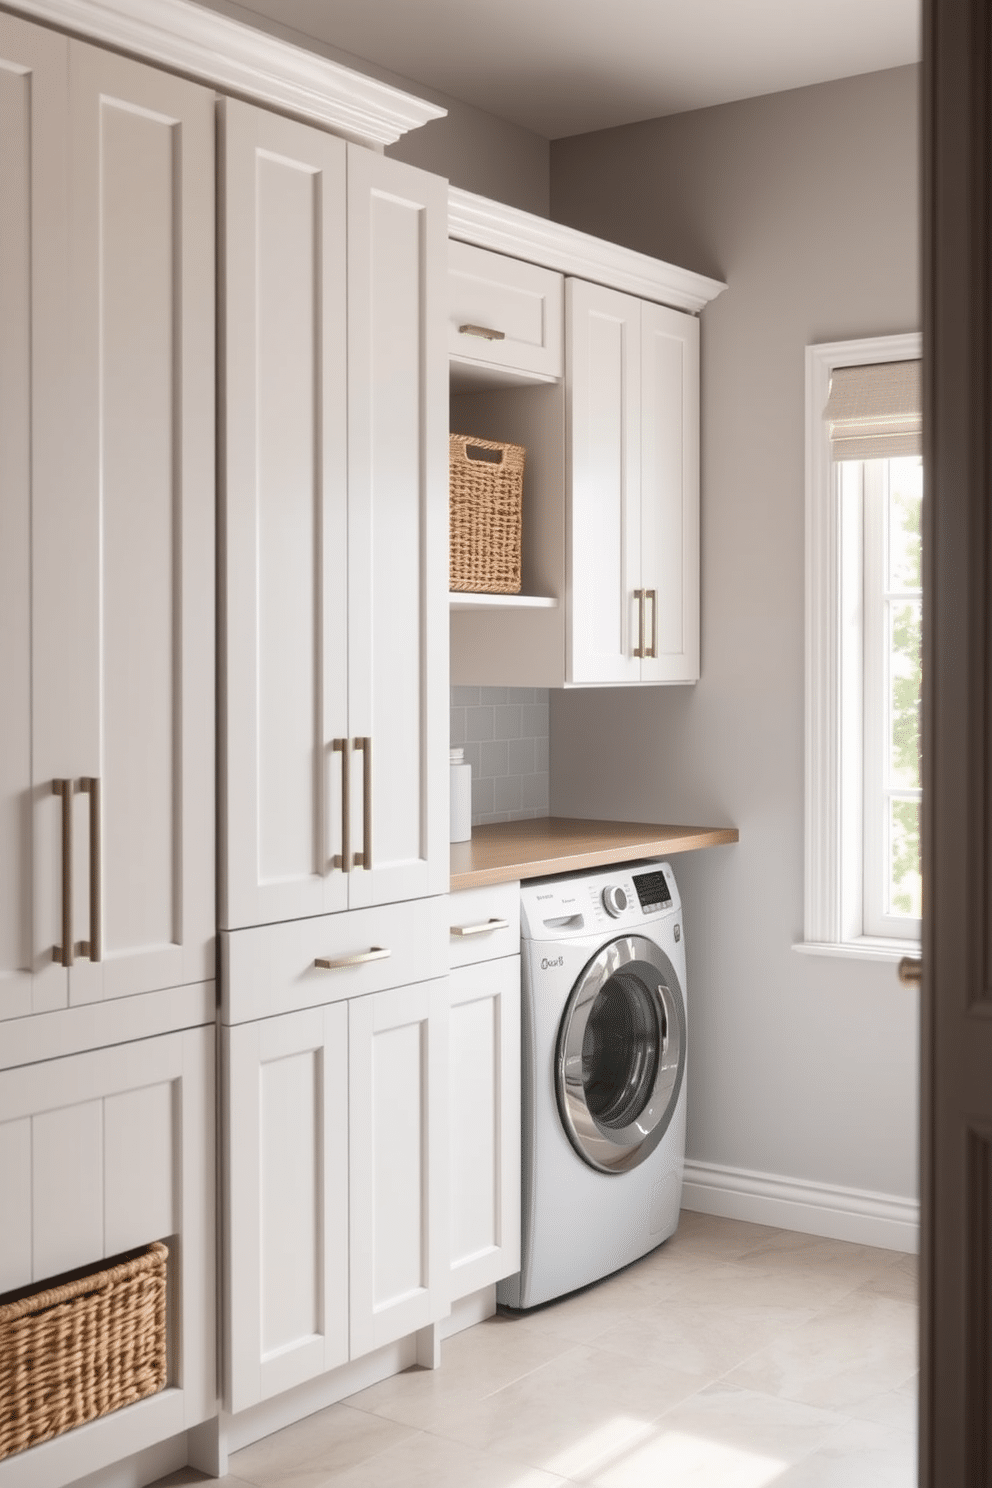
[568,279,700,685]
[224,975,448,1413]
[220,98,448,932]
[0,1027,216,1482]
[0,12,215,1023]
[449,223,714,689]
[449,240,563,386]
[447,884,521,1299]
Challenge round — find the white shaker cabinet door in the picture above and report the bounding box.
[59,44,216,1006]
[640,302,700,684]
[449,956,521,1299]
[566,278,642,686]
[0,15,68,1023]
[567,278,700,686]
[225,1003,350,1413]
[220,100,349,932]
[349,978,449,1356]
[1,23,215,1020]
[345,149,449,910]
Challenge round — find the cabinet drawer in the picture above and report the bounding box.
[448,881,520,969]
[449,241,562,382]
[222,896,448,1025]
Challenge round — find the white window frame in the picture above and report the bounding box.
[800,332,922,963]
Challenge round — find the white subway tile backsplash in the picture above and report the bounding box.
[507,736,535,776]
[465,705,495,742]
[452,685,550,826]
[480,739,509,778]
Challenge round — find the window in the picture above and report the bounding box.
[802,334,922,959]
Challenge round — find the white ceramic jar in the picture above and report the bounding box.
[450,747,472,842]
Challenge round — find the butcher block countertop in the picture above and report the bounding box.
[450,816,739,891]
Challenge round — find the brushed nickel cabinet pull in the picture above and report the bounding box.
[451,917,510,937]
[52,778,73,967]
[78,777,101,961]
[315,946,391,970]
[458,323,506,341]
[354,736,372,869]
[646,588,658,659]
[633,590,646,658]
[898,956,922,986]
[332,738,350,871]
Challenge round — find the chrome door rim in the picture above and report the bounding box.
[555,934,686,1174]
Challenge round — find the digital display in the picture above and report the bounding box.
[632,869,671,912]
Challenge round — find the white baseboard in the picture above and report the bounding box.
[682,1159,919,1253]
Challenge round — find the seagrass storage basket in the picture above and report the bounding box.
[449,433,525,593]
[0,1241,168,1463]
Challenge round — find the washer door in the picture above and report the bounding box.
[556,934,686,1174]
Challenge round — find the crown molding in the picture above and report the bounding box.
[448,187,726,314]
[5,0,446,145]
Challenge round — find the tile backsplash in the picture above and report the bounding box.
[450,687,550,826]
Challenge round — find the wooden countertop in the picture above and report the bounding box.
[450,816,739,890]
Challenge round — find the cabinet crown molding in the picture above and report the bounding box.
[8,0,447,144]
[448,187,726,315]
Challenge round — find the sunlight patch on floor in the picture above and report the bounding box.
[558,1420,788,1487]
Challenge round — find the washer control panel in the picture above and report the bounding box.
[519,860,679,940]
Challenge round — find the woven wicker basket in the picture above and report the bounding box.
[449,433,525,594]
[0,1241,168,1463]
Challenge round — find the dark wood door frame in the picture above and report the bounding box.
[921,0,992,1480]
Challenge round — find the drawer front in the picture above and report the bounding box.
[222,896,448,1025]
[449,241,562,380]
[448,881,520,969]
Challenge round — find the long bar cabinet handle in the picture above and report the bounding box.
[646,588,658,659]
[314,946,391,970]
[458,323,506,341]
[78,777,101,961]
[354,737,372,869]
[451,918,510,937]
[332,738,350,870]
[52,778,74,966]
[633,589,646,658]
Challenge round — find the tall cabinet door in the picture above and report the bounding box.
[640,302,700,684]
[567,277,642,685]
[56,44,214,1005]
[220,100,348,933]
[345,149,449,909]
[0,16,68,1023]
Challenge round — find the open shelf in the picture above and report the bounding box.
[449,592,558,611]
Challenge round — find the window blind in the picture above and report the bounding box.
[823,359,921,460]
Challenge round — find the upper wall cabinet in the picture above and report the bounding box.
[220,99,448,932]
[0,13,216,1023]
[450,268,702,688]
[449,241,563,389]
[568,279,700,685]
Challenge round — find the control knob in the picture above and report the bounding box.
[602,884,628,918]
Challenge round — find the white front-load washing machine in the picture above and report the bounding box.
[498,860,687,1310]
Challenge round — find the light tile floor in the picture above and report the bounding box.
[154,1212,918,1488]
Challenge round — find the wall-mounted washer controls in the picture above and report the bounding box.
[602,884,628,917]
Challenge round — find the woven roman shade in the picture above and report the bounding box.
[824,359,921,460]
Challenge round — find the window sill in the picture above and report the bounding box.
[792,938,921,965]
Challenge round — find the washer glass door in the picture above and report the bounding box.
[556,934,685,1173]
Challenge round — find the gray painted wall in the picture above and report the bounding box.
[549,67,920,1203]
[195,0,551,214]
